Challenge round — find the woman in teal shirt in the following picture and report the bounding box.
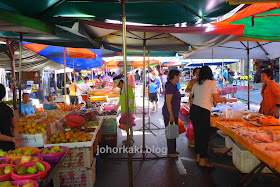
[21,93,36,116]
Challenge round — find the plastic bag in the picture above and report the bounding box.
[119,113,135,124]
[178,118,186,134]
[186,121,194,141]
[165,122,179,139]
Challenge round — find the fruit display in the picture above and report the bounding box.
[0,166,13,175]
[99,111,118,116]
[10,156,41,165]
[16,162,45,175]
[40,146,65,154]
[46,131,93,144]
[7,148,38,158]
[0,181,36,187]
[18,121,46,135]
[83,121,99,127]
[56,103,83,111]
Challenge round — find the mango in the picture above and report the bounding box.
[23,150,33,155]
[0,181,12,187]
[0,150,6,157]
[14,149,23,155]
[27,165,37,175]
[17,166,27,175]
[41,148,49,154]
[35,162,45,172]
[50,146,60,153]
[58,148,65,152]
[22,183,35,187]
[4,166,13,174]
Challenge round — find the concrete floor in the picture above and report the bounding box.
[94,94,280,187]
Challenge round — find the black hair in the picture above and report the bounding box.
[135,70,139,73]
[193,68,200,76]
[198,66,213,85]
[261,68,273,80]
[168,70,180,81]
[150,79,155,83]
[97,75,101,79]
[22,93,29,98]
[84,77,89,81]
[0,84,6,101]
[70,78,75,84]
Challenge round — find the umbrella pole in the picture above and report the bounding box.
[121,1,133,187]
[247,42,250,110]
[64,47,67,103]
[18,34,23,116]
[142,32,146,157]
[8,42,17,110]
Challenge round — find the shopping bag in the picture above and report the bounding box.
[165,121,179,139]
[178,118,186,134]
[119,113,135,124]
[186,121,194,141]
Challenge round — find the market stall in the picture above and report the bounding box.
[211,110,280,186]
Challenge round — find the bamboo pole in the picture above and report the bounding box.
[64,48,67,103]
[18,34,23,116]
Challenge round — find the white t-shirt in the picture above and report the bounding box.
[81,82,91,92]
[161,75,168,83]
[191,80,218,111]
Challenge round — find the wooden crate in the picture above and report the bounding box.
[59,145,94,169]
[54,159,96,187]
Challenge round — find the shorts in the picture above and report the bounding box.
[162,82,167,86]
[149,92,158,102]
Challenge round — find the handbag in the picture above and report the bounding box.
[165,121,179,139]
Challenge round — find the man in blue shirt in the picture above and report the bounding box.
[21,93,36,117]
[149,78,159,112]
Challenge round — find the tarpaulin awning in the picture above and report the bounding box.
[23,42,104,70]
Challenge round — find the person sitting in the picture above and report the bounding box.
[21,93,37,117]
[95,75,106,89]
[80,77,91,94]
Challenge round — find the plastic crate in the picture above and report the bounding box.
[225,136,234,149]
[59,145,94,169]
[102,118,117,135]
[102,134,117,148]
[232,142,272,173]
[54,159,96,187]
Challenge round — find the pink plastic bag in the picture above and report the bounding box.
[119,113,135,124]
[104,104,117,111]
[186,121,194,141]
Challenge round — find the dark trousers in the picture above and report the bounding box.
[70,96,78,105]
[189,104,211,158]
[164,117,178,154]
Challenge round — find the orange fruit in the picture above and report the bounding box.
[56,137,61,143]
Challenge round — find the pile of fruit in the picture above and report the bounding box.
[18,121,46,135]
[8,149,34,156]
[0,181,35,187]
[11,155,40,165]
[41,146,65,154]
[83,121,99,127]
[57,103,83,111]
[99,111,118,116]
[0,165,13,175]
[16,162,45,175]
[0,149,6,157]
[46,131,93,144]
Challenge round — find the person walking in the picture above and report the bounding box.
[149,78,159,112]
[162,70,181,158]
[161,71,168,93]
[190,66,227,167]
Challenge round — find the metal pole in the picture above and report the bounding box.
[121,1,133,187]
[64,47,67,103]
[147,51,150,129]
[8,42,17,110]
[54,71,57,96]
[19,34,23,116]
[222,60,224,90]
[247,42,250,110]
[142,32,146,160]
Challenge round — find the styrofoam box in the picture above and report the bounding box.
[20,135,48,147]
[232,142,272,173]
[19,131,47,140]
[225,136,234,149]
